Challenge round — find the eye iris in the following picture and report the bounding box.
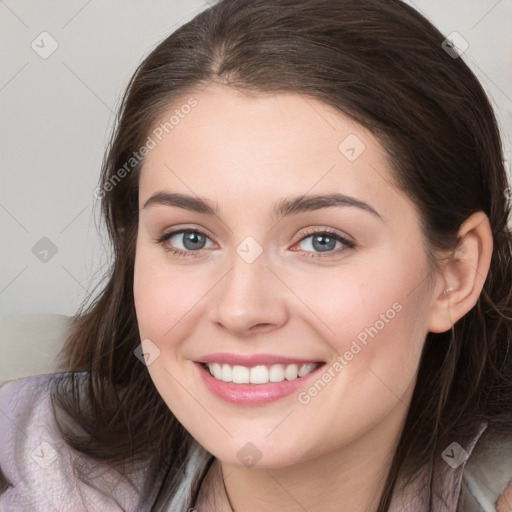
[312,234,336,252]
[183,231,206,250]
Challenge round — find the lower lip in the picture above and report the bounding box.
[195,362,325,405]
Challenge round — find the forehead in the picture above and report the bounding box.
[138,84,409,220]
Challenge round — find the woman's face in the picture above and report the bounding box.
[133,84,440,468]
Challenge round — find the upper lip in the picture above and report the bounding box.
[196,353,324,366]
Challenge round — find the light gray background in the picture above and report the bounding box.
[1,0,511,320]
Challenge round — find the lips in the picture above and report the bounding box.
[194,353,326,405]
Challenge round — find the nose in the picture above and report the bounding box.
[208,250,289,337]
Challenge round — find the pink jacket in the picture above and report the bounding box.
[1,372,511,511]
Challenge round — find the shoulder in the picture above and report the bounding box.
[0,371,68,417]
[458,424,512,512]
[0,373,68,467]
[0,372,84,451]
[0,372,146,511]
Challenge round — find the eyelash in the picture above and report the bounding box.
[156,227,356,259]
[294,227,356,258]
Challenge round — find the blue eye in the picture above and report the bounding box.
[294,228,355,257]
[158,229,214,256]
[299,233,339,252]
[156,227,355,258]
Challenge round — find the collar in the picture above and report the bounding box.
[389,421,489,511]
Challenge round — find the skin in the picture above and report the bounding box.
[133,84,493,512]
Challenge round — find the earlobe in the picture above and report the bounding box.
[427,211,493,334]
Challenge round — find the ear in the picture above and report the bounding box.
[427,211,493,333]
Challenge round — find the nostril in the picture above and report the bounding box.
[251,323,272,331]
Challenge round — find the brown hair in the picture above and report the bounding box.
[47,0,512,510]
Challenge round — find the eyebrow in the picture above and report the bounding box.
[142,191,383,221]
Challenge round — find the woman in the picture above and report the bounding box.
[1,0,511,510]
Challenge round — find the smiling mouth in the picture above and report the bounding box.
[201,362,324,385]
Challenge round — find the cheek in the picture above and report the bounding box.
[288,265,430,444]
[133,244,208,342]
[133,254,170,340]
[133,248,204,407]
[298,254,430,380]
[291,262,403,341]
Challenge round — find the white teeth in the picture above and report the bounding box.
[210,362,223,380]
[298,363,317,377]
[250,365,269,384]
[232,365,250,384]
[285,364,299,380]
[205,362,320,384]
[221,364,231,382]
[269,364,285,382]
